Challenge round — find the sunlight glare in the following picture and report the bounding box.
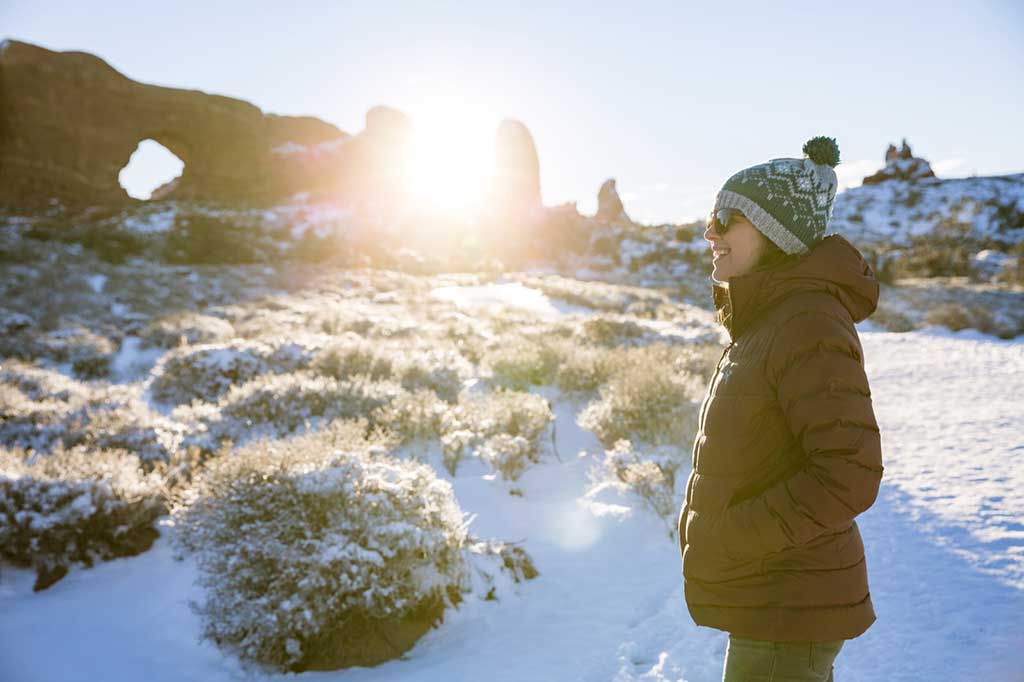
[403,105,496,216]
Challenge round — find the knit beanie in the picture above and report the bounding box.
[712,136,841,255]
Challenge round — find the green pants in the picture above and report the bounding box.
[722,635,844,681]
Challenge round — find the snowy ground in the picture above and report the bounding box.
[2,297,1023,681]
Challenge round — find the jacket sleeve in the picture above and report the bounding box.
[718,309,884,559]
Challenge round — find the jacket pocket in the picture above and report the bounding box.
[681,509,753,581]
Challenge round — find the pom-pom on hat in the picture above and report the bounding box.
[712,136,841,255]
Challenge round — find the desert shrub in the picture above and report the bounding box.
[2,325,116,379]
[163,212,271,265]
[482,336,565,390]
[923,303,973,331]
[589,439,681,524]
[863,248,897,285]
[0,308,34,336]
[995,249,1024,286]
[439,388,554,479]
[171,423,469,672]
[184,373,403,451]
[870,303,916,332]
[0,375,185,462]
[314,339,472,403]
[578,344,704,448]
[464,539,539,601]
[475,433,536,481]
[0,359,88,403]
[370,388,450,445]
[441,316,494,365]
[576,314,649,347]
[313,336,393,380]
[923,302,997,334]
[149,338,321,405]
[68,389,187,462]
[890,238,975,279]
[140,312,235,349]
[554,344,619,394]
[25,218,146,264]
[0,444,168,591]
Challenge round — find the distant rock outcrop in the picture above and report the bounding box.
[596,179,630,224]
[862,139,936,185]
[490,119,542,214]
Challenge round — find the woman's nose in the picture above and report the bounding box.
[704,223,718,242]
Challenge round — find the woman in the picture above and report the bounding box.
[677,137,884,681]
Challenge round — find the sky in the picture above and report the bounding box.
[3,0,1024,224]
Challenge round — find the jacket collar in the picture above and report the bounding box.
[712,234,879,341]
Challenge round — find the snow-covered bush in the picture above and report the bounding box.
[578,344,704,448]
[482,336,565,390]
[149,338,322,405]
[554,344,619,394]
[924,302,996,334]
[69,387,187,462]
[370,388,450,445]
[171,422,470,672]
[439,388,554,479]
[0,444,168,591]
[0,373,184,462]
[140,312,235,349]
[870,302,916,332]
[182,373,403,451]
[314,339,472,403]
[995,249,1024,286]
[149,340,272,404]
[0,359,88,403]
[464,538,539,602]
[476,433,536,481]
[0,308,34,336]
[313,336,392,380]
[163,211,278,265]
[14,325,116,379]
[589,439,681,525]
[576,314,649,347]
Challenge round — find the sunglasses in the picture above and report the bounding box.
[709,208,744,235]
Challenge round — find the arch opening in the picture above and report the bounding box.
[119,139,184,200]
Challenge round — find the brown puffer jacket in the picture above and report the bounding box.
[678,234,884,642]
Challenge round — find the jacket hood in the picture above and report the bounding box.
[712,234,879,340]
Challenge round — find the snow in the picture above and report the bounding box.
[831,173,1024,247]
[859,328,1024,590]
[122,207,177,234]
[110,336,164,380]
[282,203,354,240]
[86,274,107,293]
[271,141,306,155]
[429,281,595,318]
[1,311,1023,680]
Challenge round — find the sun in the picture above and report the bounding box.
[402,107,496,216]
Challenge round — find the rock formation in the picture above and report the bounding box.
[0,40,426,212]
[862,139,936,185]
[490,119,542,215]
[0,39,555,224]
[596,178,630,224]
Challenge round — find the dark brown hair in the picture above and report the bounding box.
[754,235,802,272]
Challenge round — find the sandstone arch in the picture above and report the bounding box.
[0,39,347,210]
